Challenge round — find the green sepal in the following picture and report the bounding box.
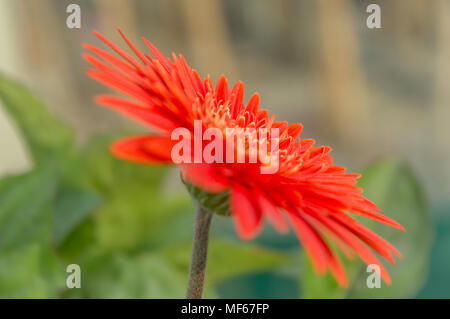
[182,179,231,216]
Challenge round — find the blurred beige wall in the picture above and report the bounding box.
[0,0,30,176]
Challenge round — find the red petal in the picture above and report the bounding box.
[306,211,392,285]
[333,213,402,260]
[215,75,229,102]
[245,93,260,114]
[111,135,174,165]
[95,95,176,133]
[230,81,244,118]
[288,211,330,275]
[141,37,173,72]
[230,186,263,240]
[181,164,228,193]
[257,192,289,234]
[93,30,147,75]
[287,124,303,140]
[118,28,149,65]
[83,44,144,83]
[328,250,349,287]
[351,207,406,231]
[306,214,355,260]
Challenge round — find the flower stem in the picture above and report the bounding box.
[186,206,213,299]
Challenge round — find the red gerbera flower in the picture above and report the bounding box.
[83,29,404,287]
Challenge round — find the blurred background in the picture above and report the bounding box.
[0,0,448,298]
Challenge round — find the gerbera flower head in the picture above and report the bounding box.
[83,29,405,287]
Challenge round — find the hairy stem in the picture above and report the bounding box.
[186,206,213,299]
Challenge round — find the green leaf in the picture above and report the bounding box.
[183,180,230,216]
[95,187,192,251]
[56,218,96,262]
[162,239,288,285]
[207,241,289,283]
[0,168,58,250]
[53,185,102,246]
[0,73,75,166]
[66,252,186,298]
[0,242,64,298]
[0,168,65,298]
[300,158,432,298]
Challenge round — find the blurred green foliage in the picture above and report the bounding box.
[0,73,433,298]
